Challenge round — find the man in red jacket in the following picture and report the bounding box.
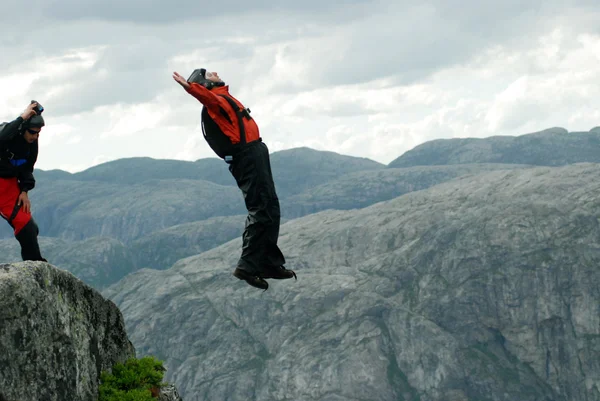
[173,69,296,290]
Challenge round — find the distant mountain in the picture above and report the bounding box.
[268,147,385,197]
[130,215,246,270]
[37,148,385,198]
[29,179,245,242]
[65,157,234,187]
[389,127,600,167]
[104,163,600,401]
[0,148,391,287]
[34,169,74,181]
[2,130,598,291]
[14,148,384,242]
[281,163,531,218]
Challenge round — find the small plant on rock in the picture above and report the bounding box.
[99,356,167,401]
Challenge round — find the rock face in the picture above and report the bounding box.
[130,215,247,270]
[0,262,135,401]
[159,384,183,401]
[105,163,600,401]
[282,163,531,218]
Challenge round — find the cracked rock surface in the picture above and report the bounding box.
[0,262,135,401]
[105,164,600,401]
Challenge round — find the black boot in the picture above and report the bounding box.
[15,219,46,262]
[261,265,297,280]
[233,268,269,290]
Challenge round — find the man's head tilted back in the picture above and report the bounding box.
[187,68,225,89]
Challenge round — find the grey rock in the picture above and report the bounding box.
[130,215,247,270]
[282,163,531,218]
[0,262,135,401]
[130,215,289,271]
[159,384,184,401]
[104,163,600,401]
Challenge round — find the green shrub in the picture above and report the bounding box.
[99,356,167,401]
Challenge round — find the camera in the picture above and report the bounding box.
[30,100,44,115]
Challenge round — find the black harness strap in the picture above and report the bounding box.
[217,94,252,145]
[7,197,21,226]
[199,94,255,161]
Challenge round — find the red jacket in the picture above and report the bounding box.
[186,83,260,145]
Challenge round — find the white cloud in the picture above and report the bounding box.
[173,133,206,161]
[39,123,76,144]
[66,136,82,145]
[1,1,599,172]
[101,102,171,138]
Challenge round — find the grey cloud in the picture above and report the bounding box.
[4,0,600,118]
[9,20,264,115]
[31,69,165,117]
[28,44,175,116]
[37,0,374,23]
[270,0,600,91]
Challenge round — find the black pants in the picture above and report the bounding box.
[228,140,285,276]
[15,219,45,261]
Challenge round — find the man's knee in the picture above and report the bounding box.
[15,218,38,237]
[11,210,33,236]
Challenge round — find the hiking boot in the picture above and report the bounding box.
[261,266,297,280]
[233,268,269,290]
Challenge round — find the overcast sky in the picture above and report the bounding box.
[1,0,599,172]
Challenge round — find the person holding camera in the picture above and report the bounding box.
[172,69,296,290]
[0,101,47,262]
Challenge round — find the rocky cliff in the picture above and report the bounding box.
[0,262,136,401]
[104,163,600,401]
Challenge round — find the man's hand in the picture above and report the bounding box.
[20,102,38,120]
[172,72,190,90]
[18,192,31,214]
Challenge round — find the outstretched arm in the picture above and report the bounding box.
[172,71,191,90]
[172,71,220,109]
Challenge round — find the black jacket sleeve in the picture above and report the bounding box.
[18,141,38,192]
[0,117,24,141]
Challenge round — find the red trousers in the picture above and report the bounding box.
[0,177,45,261]
[0,177,31,234]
